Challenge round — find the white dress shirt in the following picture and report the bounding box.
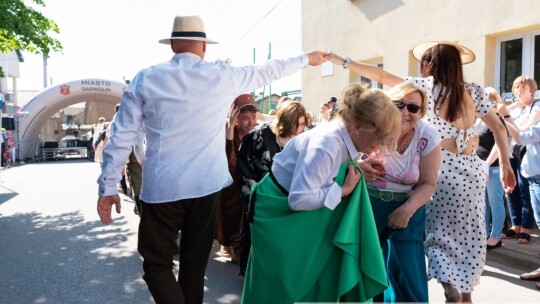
[98,52,308,203]
[271,119,359,211]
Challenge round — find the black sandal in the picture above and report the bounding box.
[502,228,519,238]
[518,232,531,244]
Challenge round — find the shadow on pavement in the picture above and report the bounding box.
[483,260,540,292]
[202,242,244,304]
[0,211,152,304]
[0,185,18,205]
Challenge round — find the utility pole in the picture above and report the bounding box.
[43,54,48,88]
[267,42,272,113]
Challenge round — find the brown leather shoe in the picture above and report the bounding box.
[519,269,540,281]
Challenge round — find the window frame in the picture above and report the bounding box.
[357,61,384,89]
[495,30,540,94]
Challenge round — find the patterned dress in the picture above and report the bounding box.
[236,123,282,273]
[406,76,493,293]
[237,123,282,199]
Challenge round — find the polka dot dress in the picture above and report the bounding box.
[406,76,493,293]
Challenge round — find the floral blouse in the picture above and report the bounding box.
[237,123,282,198]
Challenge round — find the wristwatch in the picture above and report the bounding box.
[342,57,351,69]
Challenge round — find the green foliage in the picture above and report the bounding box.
[0,0,63,77]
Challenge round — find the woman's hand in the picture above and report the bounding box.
[227,103,239,126]
[326,51,345,66]
[500,165,516,193]
[496,102,510,117]
[357,157,386,182]
[341,162,361,197]
[387,204,414,229]
[226,103,240,140]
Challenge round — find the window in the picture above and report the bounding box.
[358,62,383,89]
[496,31,540,94]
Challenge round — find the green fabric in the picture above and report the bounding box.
[241,163,388,303]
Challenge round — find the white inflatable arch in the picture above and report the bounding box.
[16,78,127,160]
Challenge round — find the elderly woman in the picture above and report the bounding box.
[502,76,539,244]
[238,101,309,193]
[241,84,401,303]
[327,41,515,302]
[359,82,441,302]
[236,101,309,274]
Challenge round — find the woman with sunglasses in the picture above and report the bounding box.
[358,82,441,302]
[327,41,515,302]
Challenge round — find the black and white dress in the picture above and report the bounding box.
[406,76,493,293]
[237,123,282,198]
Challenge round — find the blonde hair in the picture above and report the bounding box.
[512,76,538,96]
[484,87,503,107]
[337,84,401,150]
[387,82,428,118]
[270,101,308,137]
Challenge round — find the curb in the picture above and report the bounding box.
[487,245,540,272]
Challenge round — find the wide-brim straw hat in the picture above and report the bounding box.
[412,41,475,64]
[159,15,218,45]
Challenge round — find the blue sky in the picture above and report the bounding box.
[15,0,302,95]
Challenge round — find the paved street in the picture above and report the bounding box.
[0,160,243,304]
[0,160,538,303]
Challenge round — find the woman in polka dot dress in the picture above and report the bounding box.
[327,42,516,302]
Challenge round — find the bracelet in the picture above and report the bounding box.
[503,114,511,118]
[342,57,351,69]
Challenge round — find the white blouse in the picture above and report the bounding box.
[271,119,358,211]
[367,119,440,192]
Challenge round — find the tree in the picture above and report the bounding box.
[0,0,62,77]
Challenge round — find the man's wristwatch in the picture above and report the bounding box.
[342,57,351,69]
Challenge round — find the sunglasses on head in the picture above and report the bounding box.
[393,100,421,114]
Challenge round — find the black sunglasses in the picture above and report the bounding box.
[393,100,421,114]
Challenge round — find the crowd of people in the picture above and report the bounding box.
[94,14,540,304]
[0,128,16,167]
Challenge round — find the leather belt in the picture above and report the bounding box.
[367,187,410,202]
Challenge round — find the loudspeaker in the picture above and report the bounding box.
[2,117,15,130]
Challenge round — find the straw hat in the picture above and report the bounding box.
[412,41,475,64]
[159,15,218,45]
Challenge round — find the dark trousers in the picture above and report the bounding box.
[138,191,220,304]
[1,143,5,167]
[506,157,534,229]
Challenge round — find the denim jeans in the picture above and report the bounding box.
[505,157,534,229]
[485,166,506,239]
[528,175,540,229]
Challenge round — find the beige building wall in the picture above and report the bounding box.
[301,0,540,112]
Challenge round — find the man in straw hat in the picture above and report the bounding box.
[96,15,327,303]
